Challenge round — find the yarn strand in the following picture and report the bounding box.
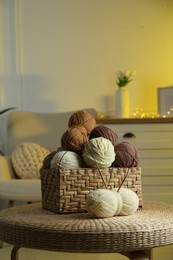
[117,158,135,192]
[95,162,108,189]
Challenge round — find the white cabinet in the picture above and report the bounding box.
[96,118,173,204]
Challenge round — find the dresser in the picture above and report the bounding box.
[96,117,173,204]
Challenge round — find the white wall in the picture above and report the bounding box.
[1,0,173,116]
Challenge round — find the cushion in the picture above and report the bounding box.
[11,142,49,179]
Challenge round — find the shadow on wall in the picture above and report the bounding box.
[2,74,61,112]
[99,95,114,117]
[1,2,61,112]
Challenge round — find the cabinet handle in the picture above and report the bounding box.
[123,132,136,138]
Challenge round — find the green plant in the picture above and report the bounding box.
[116,70,136,87]
[0,107,16,115]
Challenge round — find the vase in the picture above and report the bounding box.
[115,87,130,118]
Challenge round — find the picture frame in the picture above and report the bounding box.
[157,86,173,117]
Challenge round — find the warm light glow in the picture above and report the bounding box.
[132,108,160,118]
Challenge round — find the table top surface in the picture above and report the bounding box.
[0,201,173,253]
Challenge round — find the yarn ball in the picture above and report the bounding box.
[113,191,123,215]
[113,188,139,216]
[11,142,50,179]
[42,147,63,169]
[61,125,88,154]
[86,189,122,218]
[82,137,115,168]
[42,151,57,169]
[89,125,119,147]
[113,142,139,167]
[68,110,96,134]
[50,150,84,169]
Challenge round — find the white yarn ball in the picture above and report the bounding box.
[50,150,83,169]
[113,188,139,216]
[114,191,123,215]
[83,137,115,168]
[86,189,122,218]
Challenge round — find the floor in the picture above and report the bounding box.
[0,243,173,260]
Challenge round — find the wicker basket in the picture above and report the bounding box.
[40,166,142,214]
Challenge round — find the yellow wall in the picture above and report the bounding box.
[1,0,173,115]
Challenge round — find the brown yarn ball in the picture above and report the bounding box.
[68,110,96,134]
[113,142,139,167]
[89,125,119,146]
[61,125,88,153]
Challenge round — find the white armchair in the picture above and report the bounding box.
[0,108,97,209]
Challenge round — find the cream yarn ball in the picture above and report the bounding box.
[114,191,123,215]
[113,188,139,216]
[86,189,122,218]
[50,150,83,169]
[82,137,115,168]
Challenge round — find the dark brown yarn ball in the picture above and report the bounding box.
[89,125,119,147]
[113,142,140,167]
[68,110,96,134]
[61,125,88,153]
[42,151,57,169]
[42,147,62,169]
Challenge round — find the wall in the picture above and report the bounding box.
[1,0,173,116]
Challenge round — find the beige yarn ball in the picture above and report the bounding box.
[11,142,50,179]
[86,189,122,218]
[82,137,115,168]
[113,188,139,216]
[50,150,84,169]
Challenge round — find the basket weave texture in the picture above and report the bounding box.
[41,167,142,213]
[0,202,173,253]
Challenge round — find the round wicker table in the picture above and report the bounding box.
[0,201,173,260]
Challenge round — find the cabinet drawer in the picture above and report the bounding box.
[142,176,173,186]
[122,133,173,149]
[142,176,173,203]
[142,192,173,203]
[139,149,173,159]
[140,160,173,176]
[104,124,173,149]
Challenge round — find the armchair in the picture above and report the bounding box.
[0,108,97,209]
